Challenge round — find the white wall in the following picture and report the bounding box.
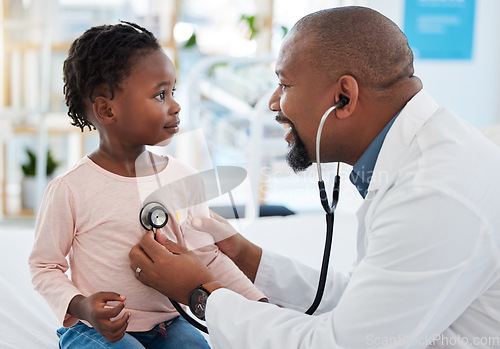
[368,0,500,128]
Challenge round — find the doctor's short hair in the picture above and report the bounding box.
[292,6,414,91]
[63,21,161,131]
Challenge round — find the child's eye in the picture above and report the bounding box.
[155,91,165,102]
[171,87,176,97]
[279,82,291,90]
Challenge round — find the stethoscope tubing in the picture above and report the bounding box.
[306,103,342,314]
[170,298,209,333]
[316,105,338,182]
[306,211,335,315]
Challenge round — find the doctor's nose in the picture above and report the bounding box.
[268,88,281,112]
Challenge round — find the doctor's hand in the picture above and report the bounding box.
[192,210,263,282]
[67,292,130,343]
[129,231,214,305]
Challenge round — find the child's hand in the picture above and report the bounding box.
[68,292,130,343]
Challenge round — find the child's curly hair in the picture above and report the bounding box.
[63,21,161,131]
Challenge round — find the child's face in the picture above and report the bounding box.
[109,49,180,147]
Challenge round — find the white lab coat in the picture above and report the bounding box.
[206,90,500,348]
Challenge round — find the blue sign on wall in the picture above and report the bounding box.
[404,0,475,59]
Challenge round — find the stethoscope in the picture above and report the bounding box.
[140,202,169,233]
[306,95,348,314]
[140,202,210,333]
[139,151,209,332]
[138,95,348,331]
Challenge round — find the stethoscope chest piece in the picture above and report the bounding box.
[140,202,168,231]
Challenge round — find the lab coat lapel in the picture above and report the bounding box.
[368,89,439,194]
[355,200,369,263]
[355,89,440,259]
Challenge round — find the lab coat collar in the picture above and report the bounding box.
[366,89,440,194]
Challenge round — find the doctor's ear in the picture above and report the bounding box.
[92,96,116,125]
[334,75,358,119]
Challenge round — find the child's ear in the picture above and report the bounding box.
[92,96,116,125]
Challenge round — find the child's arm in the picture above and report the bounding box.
[29,178,131,342]
[67,292,130,343]
[28,178,96,327]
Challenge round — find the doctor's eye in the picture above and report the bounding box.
[155,91,165,102]
[279,82,291,90]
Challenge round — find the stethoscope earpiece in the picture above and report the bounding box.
[140,202,168,231]
[337,95,349,109]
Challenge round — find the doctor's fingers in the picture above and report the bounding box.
[209,210,228,223]
[129,237,156,274]
[142,230,189,256]
[162,238,190,255]
[129,235,182,280]
[137,230,177,260]
[192,211,238,243]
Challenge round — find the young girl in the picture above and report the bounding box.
[29,22,265,348]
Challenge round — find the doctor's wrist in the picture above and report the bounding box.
[201,280,225,294]
[188,281,225,320]
[233,241,262,283]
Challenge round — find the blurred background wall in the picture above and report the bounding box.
[1,0,499,221]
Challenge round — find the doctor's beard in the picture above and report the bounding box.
[286,125,313,173]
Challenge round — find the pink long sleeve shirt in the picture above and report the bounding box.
[29,155,265,331]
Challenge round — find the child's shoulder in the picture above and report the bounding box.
[49,156,104,191]
[42,158,89,200]
[56,156,93,180]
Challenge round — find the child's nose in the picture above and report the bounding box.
[171,101,181,115]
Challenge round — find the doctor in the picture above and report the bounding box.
[129,6,500,348]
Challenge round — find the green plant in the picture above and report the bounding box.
[281,25,289,37]
[21,148,60,177]
[207,62,228,77]
[240,14,258,40]
[184,32,197,48]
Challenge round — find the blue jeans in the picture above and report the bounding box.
[57,316,210,348]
